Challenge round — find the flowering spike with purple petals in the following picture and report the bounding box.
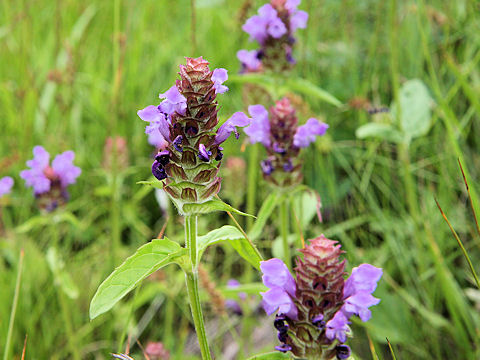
[238,0,309,73]
[137,57,250,209]
[242,97,327,188]
[20,146,81,212]
[259,235,382,359]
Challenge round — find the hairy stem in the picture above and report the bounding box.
[184,215,212,360]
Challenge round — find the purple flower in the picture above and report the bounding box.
[242,15,269,44]
[0,176,14,197]
[344,264,383,298]
[137,105,171,141]
[20,146,81,195]
[237,49,262,72]
[20,146,51,194]
[267,16,287,38]
[158,86,187,116]
[325,311,350,343]
[293,118,328,148]
[244,105,271,146]
[274,344,292,353]
[260,258,296,296]
[212,68,229,94]
[198,144,212,162]
[51,151,81,188]
[148,129,169,149]
[155,150,170,166]
[152,160,167,181]
[214,112,250,145]
[261,287,298,319]
[336,345,351,360]
[260,159,274,175]
[285,0,301,12]
[260,259,298,319]
[290,10,308,32]
[225,279,246,315]
[173,135,183,152]
[341,264,382,321]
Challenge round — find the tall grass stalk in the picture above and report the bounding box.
[3,250,24,360]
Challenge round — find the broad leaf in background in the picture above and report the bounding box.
[248,192,283,240]
[283,77,342,108]
[183,199,254,217]
[46,247,79,299]
[391,79,433,143]
[89,238,188,319]
[292,189,322,228]
[197,225,263,269]
[355,123,404,144]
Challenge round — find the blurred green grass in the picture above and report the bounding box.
[1,0,480,359]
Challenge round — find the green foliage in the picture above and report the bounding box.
[89,238,188,319]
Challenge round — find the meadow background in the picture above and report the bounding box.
[1,0,480,359]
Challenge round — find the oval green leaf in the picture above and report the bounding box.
[89,238,187,319]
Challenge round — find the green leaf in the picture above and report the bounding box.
[89,238,187,319]
[46,247,79,299]
[219,282,267,297]
[248,192,283,240]
[283,78,342,107]
[137,180,164,190]
[197,225,263,269]
[183,199,255,217]
[355,123,404,143]
[247,352,292,359]
[391,79,433,143]
[228,73,277,96]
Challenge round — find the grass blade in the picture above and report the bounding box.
[435,198,480,289]
[386,338,398,360]
[458,160,480,242]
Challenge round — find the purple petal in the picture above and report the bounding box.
[261,287,298,319]
[137,105,162,122]
[148,130,169,149]
[267,16,287,38]
[158,86,187,116]
[244,104,271,146]
[260,258,296,297]
[258,4,277,21]
[212,68,229,94]
[21,146,51,195]
[285,0,301,12]
[237,49,262,71]
[214,112,250,145]
[343,292,380,322]
[0,176,14,197]
[344,263,383,298]
[242,15,268,44]
[293,118,328,148]
[52,151,81,188]
[290,10,308,32]
[198,144,212,161]
[325,311,350,343]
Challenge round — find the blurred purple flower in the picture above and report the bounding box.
[325,311,350,343]
[242,15,269,44]
[237,49,262,72]
[285,0,301,11]
[212,68,229,94]
[214,112,250,145]
[290,10,308,32]
[244,105,271,146]
[268,16,287,38]
[0,176,14,197]
[225,279,246,315]
[20,146,80,195]
[293,118,328,148]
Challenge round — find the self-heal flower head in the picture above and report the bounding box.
[138,57,249,208]
[0,176,14,197]
[263,235,382,359]
[240,0,308,73]
[243,98,327,188]
[293,118,329,148]
[20,146,81,211]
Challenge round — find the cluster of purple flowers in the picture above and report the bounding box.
[19,146,81,211]
[241,98,328,187]
[137,57,251,205]
[260,236,382,359]
[238,0,308,73]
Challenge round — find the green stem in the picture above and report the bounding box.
[280,200,291,269]
[184,215,211,360]
[57,287,81,360]
[246,144,259,230]
[3,250,24,360]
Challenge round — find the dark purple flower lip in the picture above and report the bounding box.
[274,314,288,331]
[152,160,167,181]
[273,142,286,154]
[198,144,212,162]
[336,345,351,360]
[277,330,288,343]
[274,344,292,353]
[173,135,183,152]
[215,147,224,161]
[261,159,274,175]
[155,150,170,166]
[283,159,294,172]
[312,314,326,329]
